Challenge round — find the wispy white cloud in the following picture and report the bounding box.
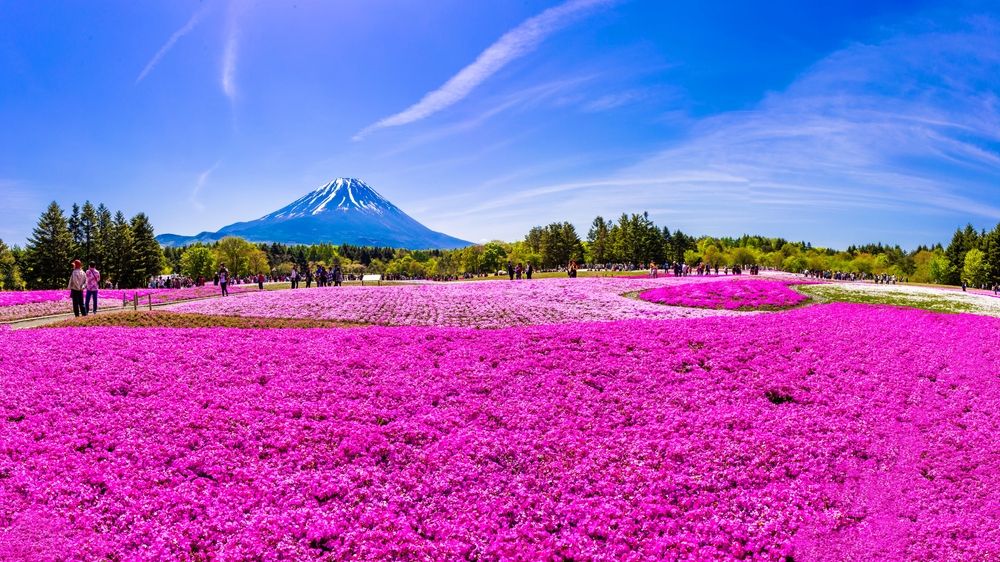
[441,17,1000,246]
[136,5,211,84]
[191,162,221,212]
[581,89,649,112]
[375,75,596,157]
[221,1,242,101]
[353,0,614,140]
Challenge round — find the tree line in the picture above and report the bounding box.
[0,201,163,289]
[4,204,1000,290]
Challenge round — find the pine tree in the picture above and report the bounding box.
[93,204,114,272]
[944,227,970,285]
[130,212,163,286]
[80,201,98,263]
[587,216,611,264]
[108,211,134,288]
[24,202,75,289]
[67,203,83,258]
[986,222,1000,285]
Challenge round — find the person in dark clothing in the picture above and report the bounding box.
[507,261,514,281]
[218,264,230,296]
[68,259,87,317]
[333,265,343,287]
[257,272,265,290]
[526,263,533,280]
[306,269,313,288]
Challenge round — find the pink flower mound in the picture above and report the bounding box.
[1,304,999,560]
[167,278,739,328]
[640,279,809,310]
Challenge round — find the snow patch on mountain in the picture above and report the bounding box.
[264,178,393,220]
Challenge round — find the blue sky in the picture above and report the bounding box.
[2,0,998,248]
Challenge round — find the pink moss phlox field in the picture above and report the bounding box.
[640,279,809,310]
[0,291,67,307]
[167,278,741,328]
[2,304,999,559]
[0,286,262,322]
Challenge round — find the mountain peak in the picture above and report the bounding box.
[264,178,394,220]
[156,177,471,249]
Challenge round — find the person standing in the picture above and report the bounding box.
[507,261,514,281]
[333,265,343,287]
[85,262,101,314]
[218,264,230,296]
[526,263,533,280]
[290,266,299,289]
[257,272,265,290]
[305,268,313,288]
[68,260,88,317]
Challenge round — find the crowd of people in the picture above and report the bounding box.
[505,261,537,280]
[804,270,906,284]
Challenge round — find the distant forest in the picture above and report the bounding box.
[2,204,999,289]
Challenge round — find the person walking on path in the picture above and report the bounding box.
[68,260,88,317]
[333,265,343,287]
[218,264,230,296]
[85,262,101,314]
[290,267,299,289]
[257,272,265,290]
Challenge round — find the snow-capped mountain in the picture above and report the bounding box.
[261,178,394,220]
[156,178,471,249]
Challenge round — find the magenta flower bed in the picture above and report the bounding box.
[0,291,68,307]
[640,279,809,310]
[167,278,739,328]
[0,285,262,322]
[1,303,999,559]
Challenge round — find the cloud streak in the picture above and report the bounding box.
[191,162,221,212]
[437,17,1000,247]
[135,5,210,84]
[222,20,239,100]
[354,0,613,140]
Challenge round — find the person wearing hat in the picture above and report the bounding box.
[68,260,88,317]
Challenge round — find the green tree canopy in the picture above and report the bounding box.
[24,202,75,289]
[180,246,216,280]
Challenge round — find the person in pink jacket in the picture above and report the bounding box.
[85,262,101,314]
